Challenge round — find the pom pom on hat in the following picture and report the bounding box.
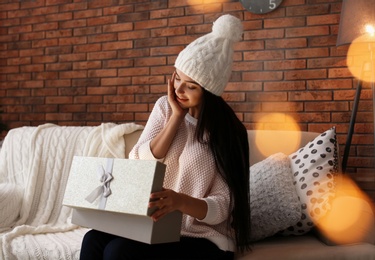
[175,14,243,96]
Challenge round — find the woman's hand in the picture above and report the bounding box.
[149,188,208,222]
[167,71,188,119]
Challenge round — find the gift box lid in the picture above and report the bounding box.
[63,156,166,216]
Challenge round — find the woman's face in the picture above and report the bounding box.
[174,69,203,118]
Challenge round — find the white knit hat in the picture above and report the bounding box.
[174,14,243,96]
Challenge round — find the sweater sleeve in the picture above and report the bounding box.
[129,96,169,161]
[199,174,231,225]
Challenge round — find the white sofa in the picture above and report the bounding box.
[0,123,374,260]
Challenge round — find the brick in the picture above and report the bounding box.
[134,18,168,30]
[20,64,44,73]
[33,22,58,31]
[246,92,287,102]
[58,86,86,96]
[101,77,131,86]
[74,26,102,36]
[103,59,134,68]
[118,12,150,23]
[103,5,134,15]
[46,29,73,38]
[135,0,168,12]
[73,43,101,53]
[103,112,135,122]
[244,50,284,61]
[103,95,134,104]
[87,51,117,60]
[243,71,283,81]
[285,69,326,80]
[88,33,117,43]
[286,4,329,16]
[59,36,87,45]
[307,14,340,26]
[307,79,352,90]
[74,8,102,19]
[150,8,185,19]
[150,46,183,56]
[102,41,133,51]
[309,36,338,47]
[262,102,304,112]
[264,17,305,28]
[46,12,72,22]
[266,38,306,49]
[45,46,72,55]
[103,23,133,33]
[20,32,45,41]
[60,19,87,29]
[7,57,31,65]
[87,104,116,112]
[151,26,185,37]
[265,59,306,70]
[32,104,58,113]
[286,48,329,59]
[32,55,58,64]
[46,113,73,121]
[59,70,87,79]
[307,57,346,68]
[32,39,58,48]
[45,79,71,88]
[117,103,148,112]
[73,61,101,70]
[286,26,329,38]
[305,101,348,111]
[132,75,165,85]
[87,15,117,26]
[289,91,332,101]
[74,96,103,104]
[32,88,57,96]
[118,29,150,40]
[264,81,306,91]
[46,62,72,71]
[59,104,86,113]
[59,53,86,62]
[20,80,44,88]
[88,69,117,78]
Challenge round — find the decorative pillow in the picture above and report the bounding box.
[0,183,23,229]
[249,152,301,241]
[281,127,339,235]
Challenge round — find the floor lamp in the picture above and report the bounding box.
[336,0,375,173]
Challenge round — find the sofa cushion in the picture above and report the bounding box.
[249,152,301,241]
[281,127,339,235]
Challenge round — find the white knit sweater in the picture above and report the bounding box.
[129,96,234,252]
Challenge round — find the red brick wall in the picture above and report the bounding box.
[1,0,374,198]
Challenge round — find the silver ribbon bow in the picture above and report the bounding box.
[85,158,114,210]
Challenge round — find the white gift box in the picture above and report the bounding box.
[63,156,182,244]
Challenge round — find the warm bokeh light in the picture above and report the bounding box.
[366,25,375,37]
[254,113,301,157]
[315,175,375,245]
[347,25,375,83]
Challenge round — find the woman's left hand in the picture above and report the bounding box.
[149,188,182,222]
[149,188,208,222]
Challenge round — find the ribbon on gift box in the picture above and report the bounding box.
[85,158,114,210]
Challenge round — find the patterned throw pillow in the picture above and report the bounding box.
[250,152,301,241]
[281,127,339,235]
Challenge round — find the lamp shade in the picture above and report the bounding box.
[337,0,375,46]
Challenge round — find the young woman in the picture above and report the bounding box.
[80,14,251,260]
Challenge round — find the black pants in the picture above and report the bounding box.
[80,229,234,260]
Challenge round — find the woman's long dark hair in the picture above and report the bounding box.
[196,89,251,253]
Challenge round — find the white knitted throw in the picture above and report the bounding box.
[0,123,143,260]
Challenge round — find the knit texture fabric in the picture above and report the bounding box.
[0,123,144,260]
[129,95,235,252]
[0,183,22,230]
[174,14,243,96]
